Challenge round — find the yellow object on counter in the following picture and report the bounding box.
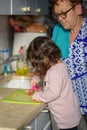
[16,59,29,76]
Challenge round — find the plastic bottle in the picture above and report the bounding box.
[16,46,29,76]
[2,49,9,76]
[16,54,29,76]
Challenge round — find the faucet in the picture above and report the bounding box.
[0,54,24,65]
[0,54,26,75]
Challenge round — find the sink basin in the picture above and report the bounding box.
[0,74,32,89]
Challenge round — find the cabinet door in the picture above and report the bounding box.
[26,0,36,15]
[12,0,49,15]
[26,0,49,15]
[12,0,38,15]
[37,0,49,15]
[0,0,49,15]
[0,0,11,14]
[24,119,35,130]
[36,111,52,130]
[12,0,26,15]
[25,110,52,130]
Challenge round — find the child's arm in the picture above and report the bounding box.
[28,75,43,95]
[32,68,63,103]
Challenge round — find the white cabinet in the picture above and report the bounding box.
[24,108,52,130]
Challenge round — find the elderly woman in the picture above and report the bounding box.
[49,0,87,129]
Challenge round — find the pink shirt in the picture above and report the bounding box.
[32,62,81,129]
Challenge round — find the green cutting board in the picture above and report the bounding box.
[2,89,41,104]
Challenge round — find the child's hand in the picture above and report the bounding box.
[30,79,37,86]
[32,90,42,103]
[32,92,38,101]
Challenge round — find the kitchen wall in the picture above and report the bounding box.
[0,16,13,55]
[0,15,53,57]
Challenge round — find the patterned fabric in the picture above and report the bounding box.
[52,18,87,114]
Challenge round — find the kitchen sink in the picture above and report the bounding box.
[0,73,32,89]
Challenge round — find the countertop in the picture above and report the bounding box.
[0,88,46,130]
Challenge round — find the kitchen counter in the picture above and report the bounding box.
[0,88,46,130]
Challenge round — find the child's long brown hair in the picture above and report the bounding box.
[27,36,61,78]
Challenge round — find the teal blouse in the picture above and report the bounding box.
[52,23,70,58]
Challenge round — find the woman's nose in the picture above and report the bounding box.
[57,16,64,22]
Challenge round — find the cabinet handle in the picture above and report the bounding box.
[22,6,31,14]
[41,106,49,113]
[36,8,41,13]
[24,126,32,130]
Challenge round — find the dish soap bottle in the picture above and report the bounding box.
[2,49,9,76]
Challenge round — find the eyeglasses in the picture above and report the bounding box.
[53,5,77,20]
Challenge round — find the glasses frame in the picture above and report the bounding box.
[53,5,77,20]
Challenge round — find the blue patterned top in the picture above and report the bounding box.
[52,18,87,114]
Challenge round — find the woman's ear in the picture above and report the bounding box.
[75,4,83,15]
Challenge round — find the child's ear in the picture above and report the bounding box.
[44,58,49,65]
[76,4,83,15]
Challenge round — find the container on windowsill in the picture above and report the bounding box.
[16,55,29,76]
